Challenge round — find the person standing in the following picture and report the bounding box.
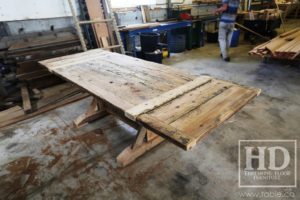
[215,0,240,62]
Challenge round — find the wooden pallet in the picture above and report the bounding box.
[39,49,260,167]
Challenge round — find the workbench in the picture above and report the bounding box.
[39,49,260,167]
[120,21,192,56]
[120,17,219,56]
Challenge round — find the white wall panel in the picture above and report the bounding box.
[111,0,156,8]
[156,0,192,4]
[0,0,192,21]
[0,0,77,21]
[111,0,192,8]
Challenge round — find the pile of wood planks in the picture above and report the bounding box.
[242,9,283,20]
[7,32,81,62]
[85,0,111,48]
[4,31,82,89]
[277,1,300,19]
[0,83,89,128]
[249,28,300,60]
[0,31,84,109]
[84,0,121,50]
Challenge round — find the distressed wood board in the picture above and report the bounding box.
[85,0,110,48]
[39,49,260,150]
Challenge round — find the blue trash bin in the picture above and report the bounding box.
[230,28,240,47]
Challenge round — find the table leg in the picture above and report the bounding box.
[73,98,164,167]
[116,128,164,167]
[73,97,108,128]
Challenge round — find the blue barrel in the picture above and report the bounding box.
[230,29,240,47]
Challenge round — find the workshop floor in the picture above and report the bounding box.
[1,22,300,199]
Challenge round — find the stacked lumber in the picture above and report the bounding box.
[277,1,300,19]
[0,31,83,105]
[249,28,300,60]
[7,32,81,62]
[0,31,85,126]
[242,9,283,20]
[0,106,25,125]
[5,32,81,87]
[0,83,89,128]
[84,0,121,49]
[85,0,111,48]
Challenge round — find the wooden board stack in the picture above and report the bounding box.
[249,28,300,60]
[242,9,282,20]
[7,32,80,62]
[0,83,89,128]
[85,0,111,48]
[6,32,81,88]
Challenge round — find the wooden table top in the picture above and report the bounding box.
[40,49,260,150]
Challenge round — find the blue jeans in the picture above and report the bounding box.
[218,22,234,58]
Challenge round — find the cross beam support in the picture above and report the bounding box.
[116,129,164,167]
[73,97,108,128]
[74,97,164,167]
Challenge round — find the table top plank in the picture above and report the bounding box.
[148,79,235,123]
[125,76,213,121]
[169,85,260,143]
[41,49,195,111]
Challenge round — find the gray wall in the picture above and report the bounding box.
[3,17,74,36]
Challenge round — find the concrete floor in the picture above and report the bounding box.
[1,23,300,199]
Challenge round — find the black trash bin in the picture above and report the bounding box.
[140,32,160,52]
[144,50,163,64]
[169,34,186,53]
